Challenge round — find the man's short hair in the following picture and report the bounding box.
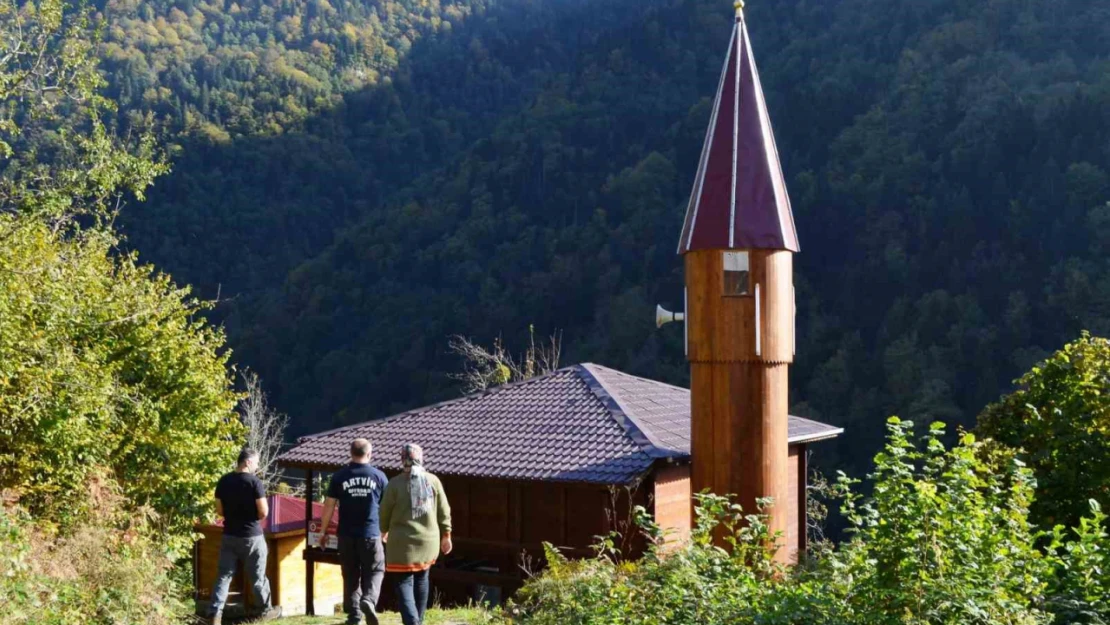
[350,438,371,458]
[237,447,259,466]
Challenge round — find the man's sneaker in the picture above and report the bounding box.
[346,616,362,625]
[258,606,283,621]
[365,611,380,625]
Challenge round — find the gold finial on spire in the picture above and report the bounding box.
[734,0,745,18]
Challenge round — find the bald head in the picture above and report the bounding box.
[350,438,372,463]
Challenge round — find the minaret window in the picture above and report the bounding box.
[723,251,750,296]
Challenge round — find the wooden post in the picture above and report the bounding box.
[268,536,280,609]
[193,540,201,601]
[508,484,522,572]
[798,447,808,554]
[305,469,315,616]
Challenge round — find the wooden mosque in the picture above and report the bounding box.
[277,1,839,612]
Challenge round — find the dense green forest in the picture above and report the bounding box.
[5,1,1108,621]
[110,0,1110,474]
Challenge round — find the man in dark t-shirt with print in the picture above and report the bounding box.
[207,448,280,624]
[317,438,388,625]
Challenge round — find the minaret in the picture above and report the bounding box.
[678,1,799,558]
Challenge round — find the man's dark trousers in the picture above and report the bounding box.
[339,535,385,624]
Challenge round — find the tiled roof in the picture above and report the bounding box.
[278,363,842,485]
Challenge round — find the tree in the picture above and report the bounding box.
[448,325,562,393]
[58,0,1110,489]
[0,0,165,225]
[0,0,241,549]
[0,218,244,543]
[239,370,288,493]
[977,332,1110,529]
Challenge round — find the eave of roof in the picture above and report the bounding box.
[787,418,845,444]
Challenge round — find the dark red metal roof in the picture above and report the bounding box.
[678,9,799,254]
[203,493,334,535]
[277,364,841,485]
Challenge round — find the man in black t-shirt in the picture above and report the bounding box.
[207,448,281,624]
[316,438,388,625]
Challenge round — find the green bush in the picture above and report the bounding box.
[0,0,243,551]
[1044,500,1110,624]
[978,332,1110,530]
[830,418,1048,625]
[0,476,189,625]
[0,214,244,550]
[508,418,1110,625]
[510,494,840,625]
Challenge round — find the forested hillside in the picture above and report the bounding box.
[99,0,489,137]
[113,0,1110,473]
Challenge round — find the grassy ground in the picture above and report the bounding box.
[277,608,492,625]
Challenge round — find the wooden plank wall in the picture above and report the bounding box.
[652,464,692,546]
[437,476,643,561]
[275,535,300,608]
[194,526,225,603]
[422,475,642,606]
[467,480,510,542]
[564,486,612,549]
[522,483,566,545]
[796,445,807,555]
[684,249,793,363]
[786,445,800,560]
[650,451,805,557]
[194,529,342,615]
[275,535,343,614]
[689,361,791,545]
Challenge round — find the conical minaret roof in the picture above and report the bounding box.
[677,5,799,254]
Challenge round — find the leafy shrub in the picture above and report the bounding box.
[0,217,244,551]
[508,418,1110,625]
[0,474,189,625]
[977,332,1110,530]
[510,495,839,625]
[830,418,1049,625]
[0,0,242,552]
[1044,500,1110,624]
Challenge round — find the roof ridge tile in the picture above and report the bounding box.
[577,363,682,460]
